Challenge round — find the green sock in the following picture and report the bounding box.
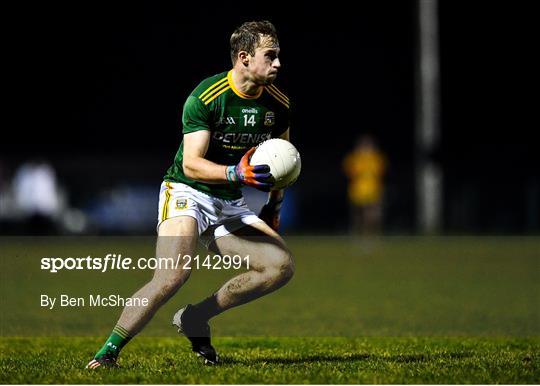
[94,325,132,359]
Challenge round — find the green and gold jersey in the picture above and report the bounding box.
[164,70,290,199]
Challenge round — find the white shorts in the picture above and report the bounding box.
[157,181,262,248]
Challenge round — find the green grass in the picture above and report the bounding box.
[1,236,539,383]
[1,336,539,384]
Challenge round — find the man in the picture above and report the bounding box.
[87,20,294,368]
[343,135,386,235]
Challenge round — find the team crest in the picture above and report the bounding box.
[264,111,275,126]
[175,198,188,210]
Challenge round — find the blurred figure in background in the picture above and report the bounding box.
[12,160,63,234]
[343,135,387,235]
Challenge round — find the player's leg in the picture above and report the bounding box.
[87,216,197,369]
[213,221,294,312]
[178,220,294,323]
[172,220,292,364]
[116,217,197,333]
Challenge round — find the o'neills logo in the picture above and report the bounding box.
[213,131,271,144]
[242,108,259,114]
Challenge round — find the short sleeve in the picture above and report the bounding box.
[182,96,211,134]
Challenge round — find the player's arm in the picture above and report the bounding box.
[182,130,229,183]
[181,95,273,189]
[183,131,273,190]
[259,128,290,230]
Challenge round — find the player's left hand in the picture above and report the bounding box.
[226,147,274,192]
[259,200,282,232]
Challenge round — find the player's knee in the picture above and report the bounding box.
[266,250,294,286]
[280,253,295,283]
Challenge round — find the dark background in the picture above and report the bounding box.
[2,1,538,234]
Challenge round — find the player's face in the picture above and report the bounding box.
[248,37,281,85]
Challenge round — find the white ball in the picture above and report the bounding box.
[250,138,301,190]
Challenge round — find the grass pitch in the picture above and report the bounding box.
[1,336,539,384]
[1,236,539,383]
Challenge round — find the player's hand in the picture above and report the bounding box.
[226,147,274,191]
[259,199,283,232]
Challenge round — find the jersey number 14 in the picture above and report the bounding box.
[243,114,256,127]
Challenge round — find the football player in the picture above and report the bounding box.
[87,20,294,368]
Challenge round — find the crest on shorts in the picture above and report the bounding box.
[264,111,275,126]
[175,198,188,210]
